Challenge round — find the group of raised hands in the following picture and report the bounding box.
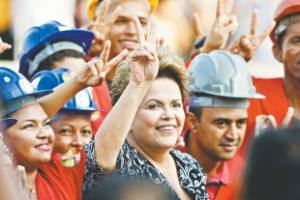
[191,0,275,61]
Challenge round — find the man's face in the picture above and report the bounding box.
[107,1,150,58]
[188,107,248,162]
[275,22,300,80]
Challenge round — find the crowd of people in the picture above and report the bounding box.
[1,0,300,199]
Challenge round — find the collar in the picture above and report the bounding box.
[207,161,230,185]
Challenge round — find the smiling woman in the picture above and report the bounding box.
[83,18,209,199]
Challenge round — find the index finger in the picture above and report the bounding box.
[250,9,258,35]
[133,17,146,44]
[146,20,157,46]
[216,0,224,18]
[100,40,111,64]
[96,0,110,23]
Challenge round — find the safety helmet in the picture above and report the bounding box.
[86,0,158,20]
[0,67,52,117]
[0,118,17,131]
[19,21,94,79]
[31,68,97,114]
[188,50,264,108]
[270,0,300,42]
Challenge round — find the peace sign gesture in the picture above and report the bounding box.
[87,0,122,57]
[129,18,159,84]
[228,10,275,61]
[192,0,238,54]
[78,40,128,87]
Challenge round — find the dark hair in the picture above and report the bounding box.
[85,176,173,200]
[188,107,202,121]
[31,49,85,79]
[243,127,300,200]
[111,47,189,105]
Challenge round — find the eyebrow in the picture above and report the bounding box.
[213,117,248,123]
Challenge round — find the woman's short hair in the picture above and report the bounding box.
[111,47,189,105]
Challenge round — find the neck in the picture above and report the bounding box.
[127,135,171,167]
[25,168,38,188]
[188,134,222,177]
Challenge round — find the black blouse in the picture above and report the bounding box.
[83,140,209,200]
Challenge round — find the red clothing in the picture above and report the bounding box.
[91,82,112,133]
[207,156,244,200]
[37,151,86,200]
[238,77,289,156]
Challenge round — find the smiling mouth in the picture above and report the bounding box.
[119,40,138,49]
[36,144,51,152]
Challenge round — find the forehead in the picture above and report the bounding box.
[201,107,248,120]
[108,1,150,20]
[58,113,90,123]
[142,78,182,102]
[10,103,47,121]
[284,21,300,37]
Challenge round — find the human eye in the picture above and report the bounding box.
[82,128,93,137]
[59,128,72,136]
[290,36,300,44]
[213,119,228,128]
[147,102,161,110]
[139,19,148,27]
[236,119,247,128]
[20,122,35,130]
[44,119,52,127]
[171,101,182,109]
[115,17,127,25]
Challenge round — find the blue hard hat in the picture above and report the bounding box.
[0,118,17,131]
[19,20,94,79]
[0,67,52,117]
[31,68,97,114]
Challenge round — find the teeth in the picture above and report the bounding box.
[159,126,174,131]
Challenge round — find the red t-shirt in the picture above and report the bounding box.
[91,82,112,133]
[207,156,244,200]
[238,77,289,156]
[37,151,86,200]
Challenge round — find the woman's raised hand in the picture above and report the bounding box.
[129,18,159,84]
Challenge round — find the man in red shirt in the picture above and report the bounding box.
[185,50,264,200]
[239,0,300,156]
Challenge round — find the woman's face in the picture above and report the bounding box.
[130,78,185,152]
[51,113,93,154]
[4,103,54,168]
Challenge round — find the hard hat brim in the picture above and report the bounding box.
[19,29,94,78]
[0,118,17,131]
[198,91,265,99]
[270,4,300,42]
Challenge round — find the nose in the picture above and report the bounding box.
[124,21,138,35]
[225,124,238,141]
[161,108,175,121]
[71,133,84,148]
[37,125,54,139]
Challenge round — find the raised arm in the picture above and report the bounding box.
[228,10,275,61]
[94,18,159,172]
[190,0,238,58]
[39,41,128,118]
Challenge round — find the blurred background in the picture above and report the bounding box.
[0,0,283,77]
